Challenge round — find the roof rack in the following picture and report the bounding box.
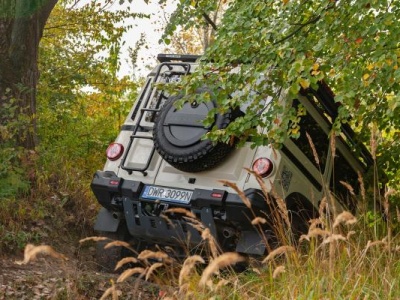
[157,53,201,63]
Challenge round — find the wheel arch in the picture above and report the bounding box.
[285,192,318,216]
[284,192,319,238]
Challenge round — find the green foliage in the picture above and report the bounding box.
[30,0,142,248]
[0,195,48,252]
[163,0,400,188]
[37,0,140,177]
[0,93,32,199]
[0,0,144,252]
[0,225,41,252]
[0,0,50,18]
[163,0,220,41]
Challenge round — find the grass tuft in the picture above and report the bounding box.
[198,252,245,288]
[15,243,68,265]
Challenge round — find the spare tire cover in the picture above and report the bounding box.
[153,88,239,172]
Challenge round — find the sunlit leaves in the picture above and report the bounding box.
[37,0,141,175]
[162,0,222,42]
[164,0,400,183]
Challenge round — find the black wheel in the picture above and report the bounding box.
[286,193,318,244]
[96,225,131,272]
[153,88,240,172]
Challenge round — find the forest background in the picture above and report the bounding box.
[0,0,400,298]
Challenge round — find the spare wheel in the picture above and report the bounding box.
[153,88,239,172]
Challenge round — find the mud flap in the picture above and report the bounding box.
[235,230,266,255]
[94,207,120,232]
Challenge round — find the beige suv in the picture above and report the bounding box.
[91,54,372,267]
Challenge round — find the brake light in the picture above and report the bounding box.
[211,192,223,198]
[252,157,273,178]
[106,143,124,161]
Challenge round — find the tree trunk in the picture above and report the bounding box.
[0,0,58,149]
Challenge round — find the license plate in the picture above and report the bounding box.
[141,185,192,204]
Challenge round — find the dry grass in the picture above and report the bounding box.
[272,265,286,279]
[333,211,357,228]
[114,257,138,271]
[79,236,109,243]
[299,228,330,241]
[99,280,119,300]
[178,255,205,287]
[15,243,68,265]
[198,252,245,288]
[164,207,197,219]
[262,245,296,263]
[306,132,320,166]
[219,180,252,208]
[137,250,170,262]
[117,267,147,283]
[251,217,267,225]
[15,202,400,300]
[16,148,399,300]
[201,228,220,259]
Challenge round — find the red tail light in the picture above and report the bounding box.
[252,157,273,178]
[106,143,124,161]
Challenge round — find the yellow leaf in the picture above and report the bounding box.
[362,73,370,81]
[311,70,320,76]
[366,63,375,71]
[282,0,289,4]
[385,93,394,101]
[312,63,319,71]
[291,127,300,135]
[299,78,310,89]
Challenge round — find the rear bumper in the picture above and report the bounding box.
[91,170,269,255]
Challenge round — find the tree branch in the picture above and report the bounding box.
[273,4,334,45]
[202,12,217,31]
[273,14,321,45]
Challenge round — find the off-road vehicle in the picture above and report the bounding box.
[91,54,372,267]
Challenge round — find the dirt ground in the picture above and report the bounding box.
[0,245,167,300]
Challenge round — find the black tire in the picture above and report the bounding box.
[286,193,318,243]
[95,225,131,273]
[153,88,239,172]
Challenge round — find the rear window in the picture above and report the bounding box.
[330,150,359,212]
[291,99,329,171]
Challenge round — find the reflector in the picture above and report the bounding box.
[252,157,273,178]
[211,192,223,198]
[106,143,124,161]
